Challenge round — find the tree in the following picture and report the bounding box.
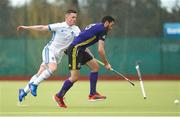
[26,0,56,38]
[0,0,14,38]
[85,0,164,37]
[1,0,179,38]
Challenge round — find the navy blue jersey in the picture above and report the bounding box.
[70,23,107,49]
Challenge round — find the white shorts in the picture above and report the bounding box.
[42,47,64,65]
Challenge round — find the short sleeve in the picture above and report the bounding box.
[99,31,107,41]
[48,23,60,31]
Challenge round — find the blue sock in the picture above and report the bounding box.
[57,79,73,98]
[89,72,98,95]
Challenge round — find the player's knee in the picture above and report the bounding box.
[92,64,99,72]
[51,67,57,72]
[48,64,57,72]
[69,76,78,82]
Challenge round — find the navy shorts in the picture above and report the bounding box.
[67,45,93,70]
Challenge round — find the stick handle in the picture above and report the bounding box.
[95,59,106,66]
[111,69,135,86]
[95,58,135,86]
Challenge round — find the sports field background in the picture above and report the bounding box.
[0,81,179,116]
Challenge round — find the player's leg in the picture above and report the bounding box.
[86,59,106,101]
[31,49,63,85]
[86,59,99,95]
[56,70,79,98]
[29,63,56,96]
[29,48,61,96]
[23,64,46,93]
[32,63,56,85]
[80,51,98,96]
[54,70,79,108]
[53,46,80,108]
[18,62,46,102]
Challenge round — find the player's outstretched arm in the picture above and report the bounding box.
[98,40,112,70]
[16,25,48,32]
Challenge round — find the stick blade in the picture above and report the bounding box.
[129,80,135,86]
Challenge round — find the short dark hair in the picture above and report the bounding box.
[101,16,115,23]
[66,9,77,14]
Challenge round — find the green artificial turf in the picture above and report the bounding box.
[0,81,179,116]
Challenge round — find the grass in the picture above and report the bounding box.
[0,80,180,116]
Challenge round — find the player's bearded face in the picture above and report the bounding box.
[107,22,114,30]
[66,13,77,26]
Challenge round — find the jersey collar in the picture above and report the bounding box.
[64,21,74,28]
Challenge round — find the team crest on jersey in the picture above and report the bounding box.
[71,31,74,35]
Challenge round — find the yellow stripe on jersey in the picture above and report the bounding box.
[74,36,96,47]
[72,47,77,70]
[72,36,96,70]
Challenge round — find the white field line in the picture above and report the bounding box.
[0,116,180,117]
[0,111,179,115]
[1,116,180,117]
[16,102,29,107]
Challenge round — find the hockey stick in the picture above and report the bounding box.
[95,59,135,86]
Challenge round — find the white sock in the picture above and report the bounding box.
[33,68,53,85]
[24,74,38,93]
